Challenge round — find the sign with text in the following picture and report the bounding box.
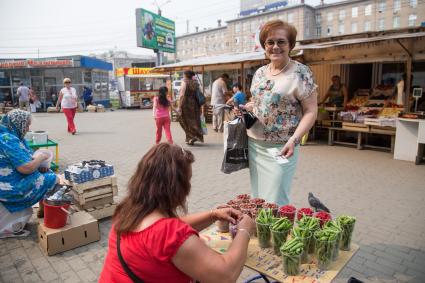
[0,59,73,69]
[135,8,175,53]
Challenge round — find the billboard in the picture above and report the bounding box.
[135,8,175,53]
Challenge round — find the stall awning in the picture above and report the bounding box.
[154,52,267,72]
[295,31,425,50]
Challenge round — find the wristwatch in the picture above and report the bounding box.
[291,137,301,145]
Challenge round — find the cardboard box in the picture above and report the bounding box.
[38,211,100,256]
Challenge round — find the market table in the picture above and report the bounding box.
[201,226,358,283]
[28,139,59,171]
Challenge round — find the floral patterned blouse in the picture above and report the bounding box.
[247,61,317,144]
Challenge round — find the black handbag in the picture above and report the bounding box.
[117,233,145,283]
[242,109,257,129]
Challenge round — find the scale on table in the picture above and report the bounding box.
[413,88,423,112]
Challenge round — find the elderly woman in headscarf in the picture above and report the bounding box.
[0,109,58,238]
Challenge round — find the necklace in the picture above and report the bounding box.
[269,59,292,76]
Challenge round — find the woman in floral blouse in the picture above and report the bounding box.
[244,20,318,206]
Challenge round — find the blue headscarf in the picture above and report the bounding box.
[0,109,31,140]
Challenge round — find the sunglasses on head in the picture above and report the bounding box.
[265,39,289,47]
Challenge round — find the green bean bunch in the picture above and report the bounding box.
[270,217,292,255]
[337,215,356,251]
[314,228,338,270]
[297,216,320,254]
[291,226,312,263]
[280,237,304,276]
[256,208,274,248]
[324,220,342,260]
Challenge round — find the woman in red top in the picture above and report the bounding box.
[99,143,255,283]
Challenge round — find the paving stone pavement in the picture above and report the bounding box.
[1,110,424,283]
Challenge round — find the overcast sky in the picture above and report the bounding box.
[0,0,339,59]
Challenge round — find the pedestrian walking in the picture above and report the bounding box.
[56,78,78,135]
[211,73,229,132]
[243,20,318,206]
[83,86,93,108]
[153,86,173,144]
[178,70,204,145]
[16,82,30,111]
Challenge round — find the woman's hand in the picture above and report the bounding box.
[244,101,254,112]
[280,139,295,158]
[39,167,49,173]
[213,208,242,224]
[237,214,255,236]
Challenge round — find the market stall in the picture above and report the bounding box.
[116,67,170,109]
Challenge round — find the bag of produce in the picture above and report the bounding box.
[221,118,249,174]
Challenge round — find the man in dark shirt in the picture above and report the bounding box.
[83,86,93,108]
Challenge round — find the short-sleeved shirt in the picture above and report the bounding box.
[211,78,227,105]
[60,87,78,109]
[232,91,246,106]
[17,86,30,102]
[99,218,198,283]
[248,61,317,144]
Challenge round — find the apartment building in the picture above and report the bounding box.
[315,0,425,37]
[168,0,425,62]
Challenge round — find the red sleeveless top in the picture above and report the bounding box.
[99,218,198,283]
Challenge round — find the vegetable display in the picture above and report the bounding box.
[256,208,274,248]
[314,228,338,270]
[291,227,312,263]
[324,220,342,260]
[297,207,314,221]
[297,216,320,254]
[280,237,304,276]
[279,205,296,223]
[337,215,356,251]
[314,211,332,227]
[270,217,292,255]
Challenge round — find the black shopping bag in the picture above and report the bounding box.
[221,118,249,174]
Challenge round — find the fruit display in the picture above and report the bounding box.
[297,208,314,221]
[279,205,296,223]
[280,237,304,276]
[337,215,356,251]
[314,211,332,227]
[314,228,339,270]
[270,218,292,255]
[379,107,402,118]
[262,202,279,216]
[256,208,274,248]
[347,96,368,107]
[250,198,265,208]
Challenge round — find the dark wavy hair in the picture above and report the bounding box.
[113,143,195,234]
[158,86,169,107]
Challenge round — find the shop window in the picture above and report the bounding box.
[30,69,42,76]
[339,10,345,20]
[410,0,417,8]
[408,14,417,26]
[364,21,371,31]
[365,4,372,16]
[235,23,241,32]
[393,16,400,28]
[351,22,358,33]
[327,12,333,22]
[0,71,10,87]
[352,7,358,18]
[394,0,401,12]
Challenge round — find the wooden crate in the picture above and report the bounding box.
[65,176,117,193]
[75,196,114,210]
[73,202,117,220]
[72,185,117,206]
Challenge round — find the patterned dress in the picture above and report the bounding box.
[178,80,204,143]
[0,122,56,213]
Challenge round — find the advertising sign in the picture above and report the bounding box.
[135,8,175,53]
[0,59,73,69]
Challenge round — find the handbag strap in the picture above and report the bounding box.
[117,233,145,283]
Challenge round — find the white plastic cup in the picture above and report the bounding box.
[34,149,53,169]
